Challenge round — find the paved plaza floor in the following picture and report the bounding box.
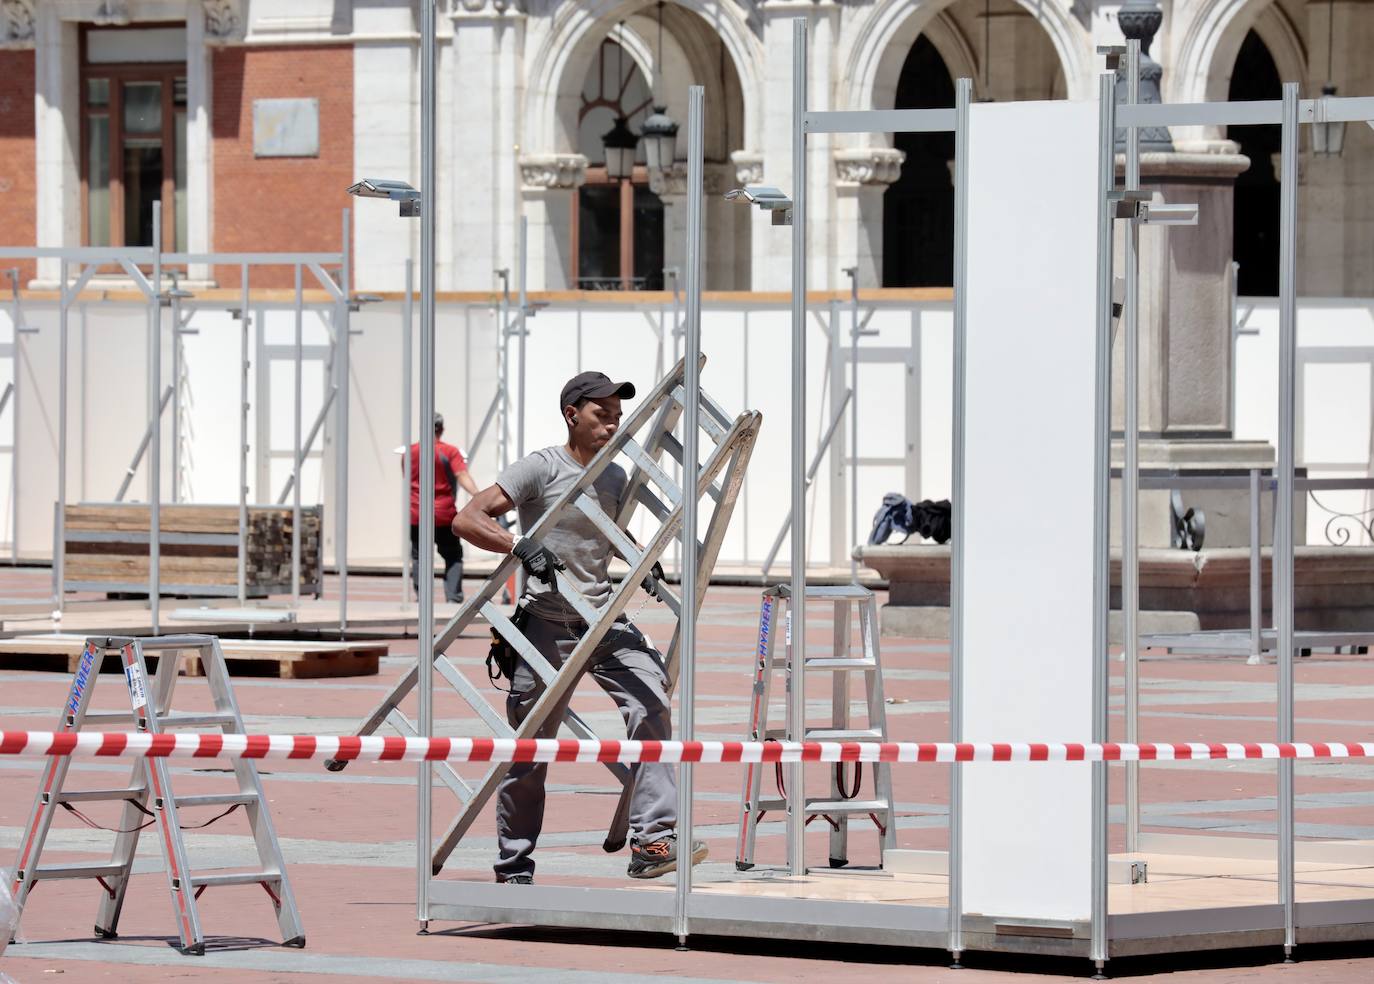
[1,571,1371,982]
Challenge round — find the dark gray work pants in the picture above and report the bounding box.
[493,613,676,880]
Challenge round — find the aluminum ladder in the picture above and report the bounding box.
[735,584,897,871]
[327,355,762,873]
[9,635,304,955]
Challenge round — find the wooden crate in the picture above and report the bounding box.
[0,635,382,680]
[63,503,322,597]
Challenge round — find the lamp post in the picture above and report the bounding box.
[1312,0,1346,156]
[641,2,679,176]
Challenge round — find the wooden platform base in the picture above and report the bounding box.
[0,634,384,679]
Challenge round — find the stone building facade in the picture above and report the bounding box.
[0,0,1369,295]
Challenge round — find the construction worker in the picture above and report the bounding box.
[452,370,707,884]
[410,412,479,603]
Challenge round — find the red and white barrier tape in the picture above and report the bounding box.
[1,732,1372,764]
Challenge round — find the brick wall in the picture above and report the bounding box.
[212,45,353,288]
[0,50,37,284]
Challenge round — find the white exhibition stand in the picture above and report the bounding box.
[960,100,1101,923]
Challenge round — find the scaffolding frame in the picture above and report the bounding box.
[0,221,353,632]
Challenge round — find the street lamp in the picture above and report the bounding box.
[347,178,421,217]
[601,21,639,180]
[1312,0,1346,157]
[640,3,678,175]
[724,185,794,226]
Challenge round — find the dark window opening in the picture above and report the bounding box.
[882,36,956,288]
[1227,31,1282,297]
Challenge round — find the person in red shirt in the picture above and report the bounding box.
[409,413,479,602]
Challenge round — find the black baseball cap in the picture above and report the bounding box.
[560,371,635,412]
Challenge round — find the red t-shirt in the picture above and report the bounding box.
[408,440,467,526]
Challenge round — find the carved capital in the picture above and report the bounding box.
[833,147,905,186]
[520,153,588,190]
[92,1,130,26]
[0,0,35,47]
[454,0,523,16]
[202,0,246,42]
[729,150,763,186]
[649,162,688,197]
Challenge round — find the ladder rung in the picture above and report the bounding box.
[767,584,872,600]
[805,799,890,815]
[658,432,723,503]
[804,658,878,670]
[187,870,279,889]
[805,728,884,741]
[173,793,256,809]
[157,713,239,729]
[634,484,670,521]
[54,786,146,803]
[432,649,516,739]
[574,494,643,567]
[671,385,728,442]
[620,438,682,506]
[33,862,125,881]
[80,710,135,724]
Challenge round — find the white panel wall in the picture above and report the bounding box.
[959,100,1099,923]
[1,291,1370,572]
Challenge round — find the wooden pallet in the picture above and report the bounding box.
[63,503,322,596]
[0,635,383,680]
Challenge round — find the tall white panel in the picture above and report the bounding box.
[959,99,1101,922]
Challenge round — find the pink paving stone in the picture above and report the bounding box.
[1,574,1371,981]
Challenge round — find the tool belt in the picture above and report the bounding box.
[486,603,530,690]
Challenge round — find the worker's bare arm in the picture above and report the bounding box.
[452,484,517,553]
[456,468,480,497]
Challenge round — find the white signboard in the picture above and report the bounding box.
[253,99,321,158]
[959,99,1101,923]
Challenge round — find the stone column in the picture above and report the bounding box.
[187,3,241,282]
[1109,0,1280,548]
[32,1,78,286]
[519,153,585,291]
[450,1,522,291]
[1300,0,1374,296]
[650,162,688,286]
[833,147,904,287]
[754,1,837,291]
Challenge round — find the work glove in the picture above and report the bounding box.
[512,535,564,586]
[642,561,667,601]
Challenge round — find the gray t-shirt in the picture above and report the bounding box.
[497,445,629,621]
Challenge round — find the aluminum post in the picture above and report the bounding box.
[292,264,303,607]
[150,203,163,634]
[1276,80,1299,962]
[402,258,414,605]
[787,15,808,879]
[238,263,250,605]
[1090,72,1118,973]
[674,82,705,948]
[1123,39,1143,855]
[171,293,180,504]
[495,269,510,474]
[55,261,69,608]
[1250,468,1262,663]
[417,0,438,927]
[338,208,352,636]
[947,75,972,966]
[516,215,528,461]
[847,268,859,583]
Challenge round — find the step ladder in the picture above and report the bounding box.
[735,584,896,871]
[9,635,304,956]
[327,355,762,873]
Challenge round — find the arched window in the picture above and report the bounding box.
[574,39,665,291]
[1228,31,1282,297]
[882,36,955,287]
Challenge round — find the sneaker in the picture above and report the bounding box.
[627,833,708,879]
[497,872,532,885]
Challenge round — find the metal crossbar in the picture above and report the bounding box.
[325,355,760,873]
[9,635,304,955]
